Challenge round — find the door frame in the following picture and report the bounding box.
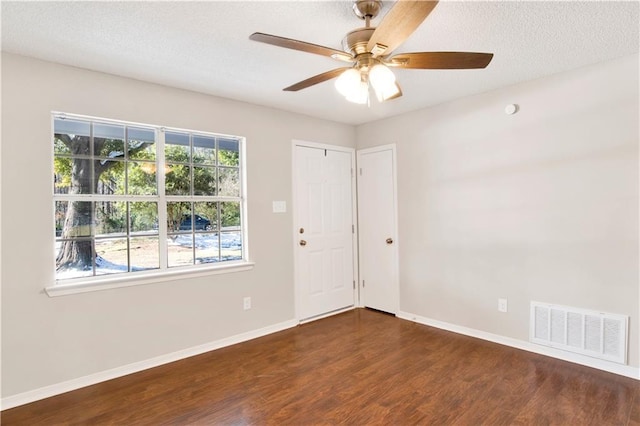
[292,140,359,322]
[356,143,400,313]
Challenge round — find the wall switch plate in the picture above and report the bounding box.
[272,201,286,213]
[498,298,508,313]
[243,297,251,310]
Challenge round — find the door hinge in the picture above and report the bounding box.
[362,280,365,288]
[359,168,363,176]
[352,224,355,233]
[353,280,356,289]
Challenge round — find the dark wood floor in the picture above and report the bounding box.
[3,308,639,425]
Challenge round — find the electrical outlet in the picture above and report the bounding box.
[498,298,508,313]
[243,297,251,310]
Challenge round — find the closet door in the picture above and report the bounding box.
[357,144,398,314]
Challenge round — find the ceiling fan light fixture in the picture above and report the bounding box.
[345,80,369,104]
[373,80,401,102]
[370,63,399,102]
[335,68,362,98]
[369,63,395,90]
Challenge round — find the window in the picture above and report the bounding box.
[53,113,246,284]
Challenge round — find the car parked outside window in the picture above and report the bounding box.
[180,214,212,231]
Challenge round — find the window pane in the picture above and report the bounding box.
[54,119,90,156]
[194,202,218,231]
[168,236,194,268]
[130,236,159,271]
[94,123,125,158]
[54,138,71,156]
[128,127,156,161]
[221,231,242,261]
[128,162,157,195]
[195,234,219,264]
[165,164,191,195]
[218,138,240,166]
[95,238,128,275]
[55,158,94,194]
[54,118,91,137]
[98,161,126,195]
[55,201,68,237]
[165,131,190,163]
[192,214,213,231]
[95,201,127,236]
[218,167,239,197]
[54,157,72,194]
[193,135,216,165]
[55,239,94,279]
[193,166,216,196]
[57,201,93,237]
[221,201,241,230]
[130,202,158,234]
[167,202,192,233]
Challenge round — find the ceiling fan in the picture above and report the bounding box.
[249,0,494,104]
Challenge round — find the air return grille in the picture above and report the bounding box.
[530,302,628,364]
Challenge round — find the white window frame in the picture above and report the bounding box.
[47,112,253,297]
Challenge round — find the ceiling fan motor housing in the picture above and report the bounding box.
[342,27,375,56]
[352,0,383,20]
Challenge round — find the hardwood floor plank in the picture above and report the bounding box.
[629,386,640,425]
[2,309,638,425]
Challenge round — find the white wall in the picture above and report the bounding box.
[2,50,638,403]
[0,53,355,398]
[357,54,639,368]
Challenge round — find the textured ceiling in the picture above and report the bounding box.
[2,1,638,125]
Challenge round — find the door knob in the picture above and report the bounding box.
[299,240,307,246]
[386,238,393,245]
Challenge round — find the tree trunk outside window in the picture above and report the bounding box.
[55,134,149,273]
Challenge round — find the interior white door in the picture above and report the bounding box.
[357,145,399,314]
[294,144,356,320]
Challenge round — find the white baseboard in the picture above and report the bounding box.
[396,310,640,380]
[1,318,299,410]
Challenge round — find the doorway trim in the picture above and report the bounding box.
[291,140,359,322]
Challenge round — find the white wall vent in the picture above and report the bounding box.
[530,301,628,364]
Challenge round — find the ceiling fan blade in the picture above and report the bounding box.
[250,32,354,62]
[388,52,494,69]
[284,67,352,92]
[366,0,439,57]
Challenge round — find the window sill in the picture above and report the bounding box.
[45,261,255,297]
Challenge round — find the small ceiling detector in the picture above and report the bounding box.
[505,104,518,115]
